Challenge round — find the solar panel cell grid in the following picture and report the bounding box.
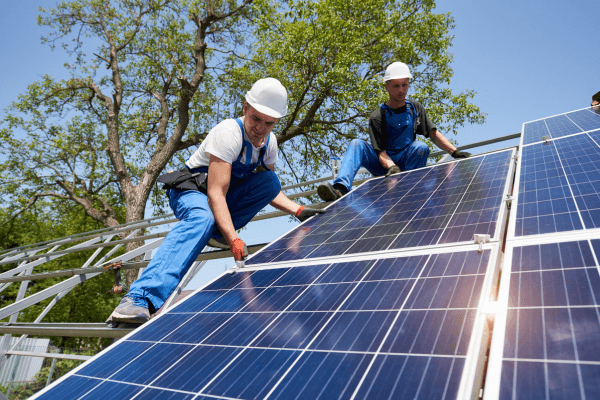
[564,108,600,132]
[515,132,600,236]
[36,248,494,400]
[522,109,600,145]
[490,239,600,400]
[248,150,512,265]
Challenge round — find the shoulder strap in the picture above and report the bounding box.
[405,100,418,141]
[405,99,417,118]
[234,118,253,164]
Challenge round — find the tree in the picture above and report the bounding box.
[0,0,485,283]
[1,0,257,283]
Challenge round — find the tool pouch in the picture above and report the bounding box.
[158,167,207,193]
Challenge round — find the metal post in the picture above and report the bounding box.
[45,349,59,387]
[5,354,21,397]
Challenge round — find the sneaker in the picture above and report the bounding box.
[208,236,230,250]
[317,182,343,202]
[110,296,150,324]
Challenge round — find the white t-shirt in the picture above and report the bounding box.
[186,119,278,169]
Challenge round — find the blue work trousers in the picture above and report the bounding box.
[127,170,282,312]
[333,139,430,190]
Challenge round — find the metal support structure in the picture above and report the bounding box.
[0,238,164,321]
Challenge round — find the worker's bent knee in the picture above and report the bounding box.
[349,139,367,150]
[414,141,430,156]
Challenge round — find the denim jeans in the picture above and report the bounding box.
[333,139,430,190]
[127,170,281,311]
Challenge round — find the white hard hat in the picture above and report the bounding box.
[383,62,413,82]
[245,78,288,118]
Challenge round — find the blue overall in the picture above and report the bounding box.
[127,119,281,312]
[333,101,430,190]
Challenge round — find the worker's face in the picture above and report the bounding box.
[592,100,600,114]
[243,103,278,146]
[385,78,410,106]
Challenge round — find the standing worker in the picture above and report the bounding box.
[318,62,471,202]
[110,78,325,324]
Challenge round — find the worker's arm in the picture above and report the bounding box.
[429,130,470,159]
[378,151,396,169]
[265,164,326,221]
[207,154,238,245]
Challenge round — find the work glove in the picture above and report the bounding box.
[385,165,401,177]
[451,149,471,159]
[230,238,248,262]
[295,206,327,222]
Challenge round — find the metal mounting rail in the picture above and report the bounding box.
[0,323,133,339]
[429,132,521,157]
[0,242,270,284]
[5,350,92,361]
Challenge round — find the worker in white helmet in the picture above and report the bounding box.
[318,62,471,201]
[110,78,326,325]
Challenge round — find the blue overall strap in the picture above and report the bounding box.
[235,118,253,165]
[405,100,418,141]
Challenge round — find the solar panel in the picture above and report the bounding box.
[521,108,600,145]
[33,245,500,400]
[247,149,515,266]
[509,131,600,238]
[483,236,600,400]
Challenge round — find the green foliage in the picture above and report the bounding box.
[0,0,485,226]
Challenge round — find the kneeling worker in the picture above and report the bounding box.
[318,62,471,202]
[110,78,325,324]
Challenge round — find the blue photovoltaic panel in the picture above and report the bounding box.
[496,239,600,399]
[248,150,512,265]
[515,132,600,236]
[522,108,600,145]
[35,249,493,400]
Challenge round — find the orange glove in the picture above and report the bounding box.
[295,206,327,222]
[230,238,248,262]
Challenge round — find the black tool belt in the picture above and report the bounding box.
[157,166,207,193]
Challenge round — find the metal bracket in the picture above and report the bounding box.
[474,234,491,253]
[505,195,514,210]
[542,135,551,144]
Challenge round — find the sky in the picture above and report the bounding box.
[1,0,599,289]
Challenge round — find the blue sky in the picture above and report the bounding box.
[1,0,599,288]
